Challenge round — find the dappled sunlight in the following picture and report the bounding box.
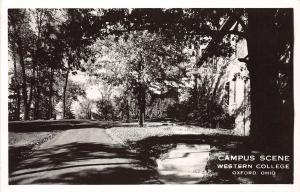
[10,142,159,184]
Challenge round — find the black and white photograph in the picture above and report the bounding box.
[1,5,297,188]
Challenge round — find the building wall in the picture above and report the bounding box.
[225,38,250,136]
[187,34,251,134]
[228,75,250,136]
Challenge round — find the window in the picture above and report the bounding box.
[225,82,230,105]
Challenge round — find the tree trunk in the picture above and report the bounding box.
[34,65,41,119]
[34,90,41,119]
[138,85,146,127]
[27,63,36,116]
[17,38,29,120]
[283,12,294,154]
[48,68,54,119]
[126,97,130,123]
[62,69,69,119]
[193,74,198,107]
[12,47,21,120]
[33,14,43,120]
[247,9,283,151]
[137,53,145,127]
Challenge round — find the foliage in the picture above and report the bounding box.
[8,8,292,139]
[7,8,238,126]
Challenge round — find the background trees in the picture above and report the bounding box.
[8,9,34,120]
[88,31,188,126]
[8,9,101,120]
[8,8,234,123]
[8,9,66,120]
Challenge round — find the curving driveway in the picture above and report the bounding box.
[9,123,159,184]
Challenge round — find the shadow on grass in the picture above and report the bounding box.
[9,120,121,133]
[129,134,293,184]
[130,134,248,152]
[8,119,173,133]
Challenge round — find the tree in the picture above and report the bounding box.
[246,9,293,151]
[30,9,65,119]
[58,9,104,119]
[90,31,188,126]
[9,9,67,120]
[8,9,35,120]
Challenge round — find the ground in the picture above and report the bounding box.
[8,120,292,184]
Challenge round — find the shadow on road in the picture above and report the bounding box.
[9,142,159,184]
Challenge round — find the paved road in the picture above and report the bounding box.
[9,127,158,184]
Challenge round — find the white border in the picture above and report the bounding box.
[1,0,298,8]
[1,0,300,192]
